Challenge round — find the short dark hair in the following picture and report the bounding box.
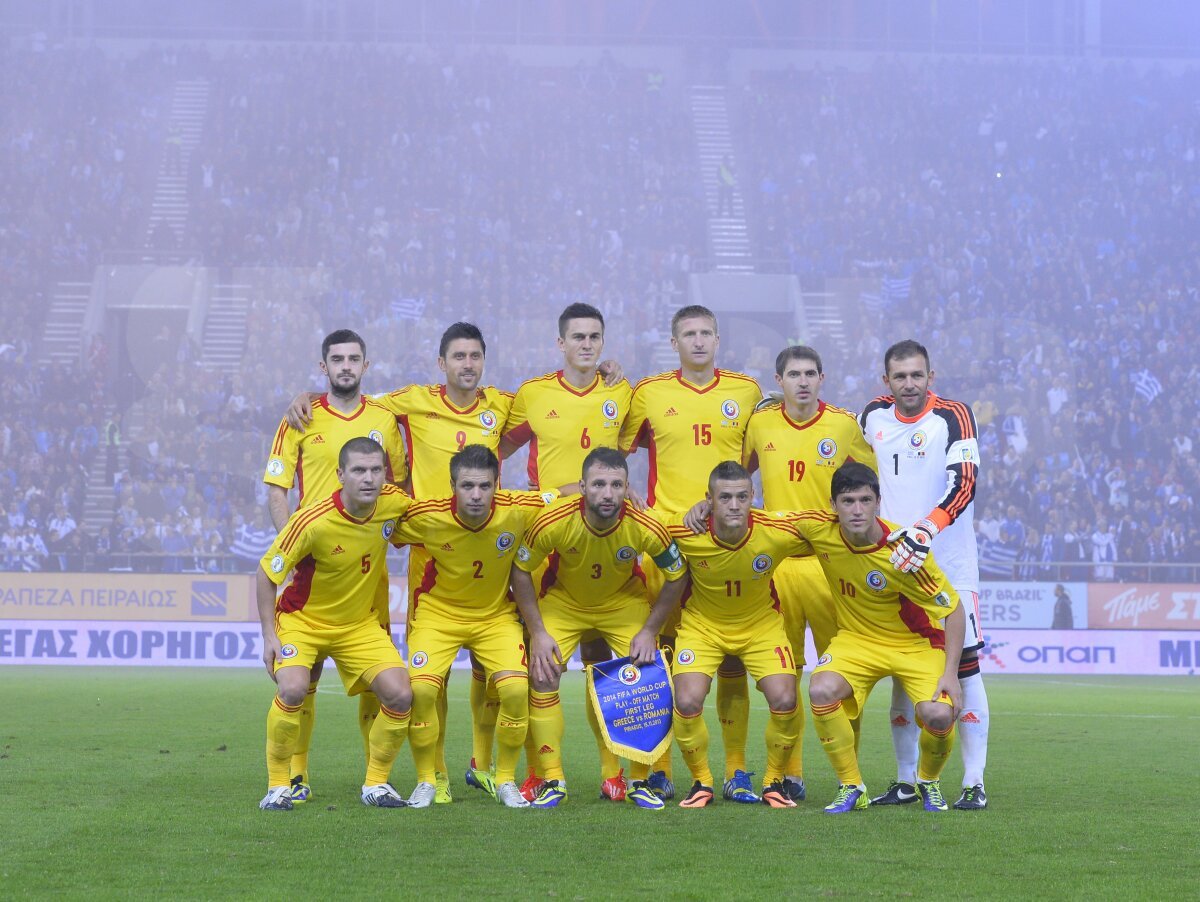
[338,436,385,469]
[582,447,628,480]
[775,345,823,377]
[883,339,930,374]
[830,461,880,502]
[439,322,486,360]
[322,329,366,360]
[670,305,717,337]
[708,460,752,493]
[557,303,605,338]
[449,444,500,483]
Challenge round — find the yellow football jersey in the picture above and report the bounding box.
[785,511,959,649]
[664,510,811,628]
[502,371,632,490]
[390,490,551,623]
[743,400,876,511]
[374,384,514,499]
[263,395,408,508]
[620,369,762,512]
[261,485,413,625]
[515,497,685,609]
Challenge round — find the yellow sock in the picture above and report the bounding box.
[266,696,303,788]
[585,680,622,780]
[764,704,800,784]
[629,761,650,781]
[784,676,804,778]
[493,674,529,785]
[811,700,861,785]
[470,670,500,772]
[673,707,713,787]
[917,721,955,782]
[434,674,449,775]
[528,689,565,782]
[652,746,673,779]
[358,691,380,760]
[290,681,318,781]
[716,667,749,779]
[409,677,442,783]
[851,713,862,755]
[364,703,410,786]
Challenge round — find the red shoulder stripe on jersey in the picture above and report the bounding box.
[717,369,763,387]
[667,523,694,539]
[913,568,939,596]
[279,502,334,553]
[271,420,290,457]
[752,511,801,535]
[405,498,453,518]
[628,508,673,546]
[524,502,579,544]
[513,371,561,392]
[897,592,945,650]
[943,462,977,522]
[632,371,679,392]
[935,398,978,441]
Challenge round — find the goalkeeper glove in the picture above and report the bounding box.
[887,517,939,573]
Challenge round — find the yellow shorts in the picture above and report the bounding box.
[812,632,950,721]
[540,589,650,664]
[772,556,837,668]
[406,614,527,688]
[640,553,684,637]
[274,609,404,696]
[673,610,796,682]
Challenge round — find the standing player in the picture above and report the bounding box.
[500,302,634,801]
[257,438,413,811]
[787,462,964,813]
[651,461,809,809]
[860,339,989,810]
[619,305,762,802]
[512,449,688,810]
[263,329,408,804]
[388,445,553,809]
[741,345,875,801]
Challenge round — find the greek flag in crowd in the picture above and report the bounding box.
[391,297,426,320]
[1132,368,1162,403]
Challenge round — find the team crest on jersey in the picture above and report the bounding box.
[721,400,741,420]
[496,532,516,552]
[270,554,285,574]
[752,554,773,573]
[866,570,888,591]
[961,448,974,462]
[677,649,696,666]
[267,458,285,476]
[817,438,837,459]
[382,520,395,540]
[615,545,636,563]
[409,651,428,669]
[602,399,619,421]
[618,664,641,685]
[368,429,384,445]
[280,644,298,659]
[479,410,498,430]
[517,546,532,563]
[817,653,832,666]
[909,430,927,450]
[934,591,952,608]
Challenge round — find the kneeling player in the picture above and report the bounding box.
[514,448,688,810]
[257,438,414,811]
[655,461,810,808]
[786,462,964,813]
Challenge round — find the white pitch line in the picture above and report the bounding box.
[1018,678,1200,694]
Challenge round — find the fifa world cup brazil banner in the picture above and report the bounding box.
[587,651,674,765]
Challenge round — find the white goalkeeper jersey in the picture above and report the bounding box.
[860,392,980,593]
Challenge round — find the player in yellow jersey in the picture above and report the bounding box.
[257,438,414,811]
[741,345,876,802]
[500,302,634,801]
[620,305,762,803]
[785,462,964,814]
[286,323,513,804]
[388,445,555,809]
[262,329,408,805]
[650,461,809,809]
[512,448,688,810]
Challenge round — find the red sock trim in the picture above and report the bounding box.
[769,704,798,717]
[810,700,841,717]
[380,704,410,721]
[273,697,303,714]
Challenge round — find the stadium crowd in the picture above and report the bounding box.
[3,44,1199,578]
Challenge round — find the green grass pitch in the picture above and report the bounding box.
[1,668,1197,899]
